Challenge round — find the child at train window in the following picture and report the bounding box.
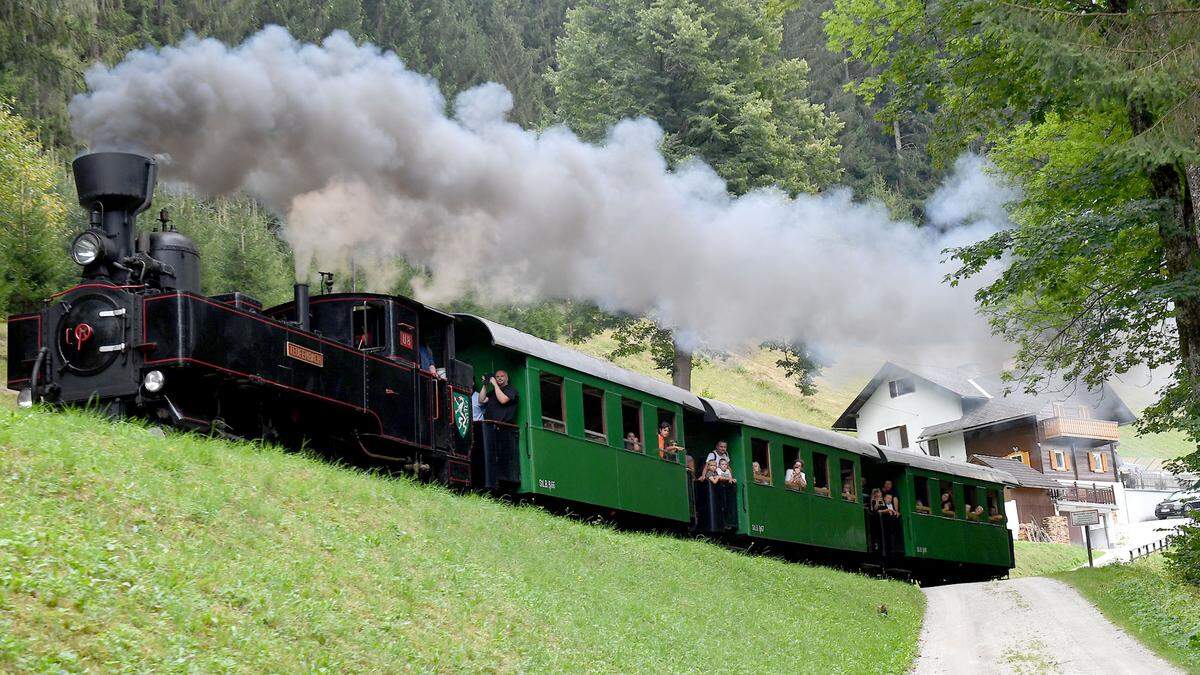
[842,480,855,501]
[784,459,807,491]
[965,503,978,521]
[915,498,931,514]
[970,504,985,520]
[941,491,956,517]
[869,488,884,511]
[716,458,736,483]
[989,505,1004,522]
[624,432,642,453]
[698,459,718,483]
[752,461,773,485]
[881,493,900,518]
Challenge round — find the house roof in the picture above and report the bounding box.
[833,362,1136,435]
[832,362,988,431]
[970,455,1062,489]
[701,398,881,458]
[456,315,705,411]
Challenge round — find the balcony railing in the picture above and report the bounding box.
[1040,416,1119,442]
[1054,485,1116,505]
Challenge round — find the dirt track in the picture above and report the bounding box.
[913,577,1179,674]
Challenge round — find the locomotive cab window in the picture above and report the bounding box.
[352,303,385,351]
[751,438,772,486]
[839,459,857,501]
[812,452,830,496]
[621,399,643,452]
[939,480,956,517]
[540,374,566,433]
[582,386,606,443]
[913,476,931,514]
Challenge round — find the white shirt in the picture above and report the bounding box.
[785,469,807,487]
[706,450,730,465]
[716,467,733,479]
[470,391,484,422]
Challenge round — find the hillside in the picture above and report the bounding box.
[0,405,923,671]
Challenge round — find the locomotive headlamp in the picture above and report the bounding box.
[71,230,105,266]
[142,370,165,393]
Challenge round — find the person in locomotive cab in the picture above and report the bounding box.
[419,342,438,378]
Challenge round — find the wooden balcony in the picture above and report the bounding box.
[1040,416,1119,445]
[1054,485,1116,505]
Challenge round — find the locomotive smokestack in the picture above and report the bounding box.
[294,283,311,330]
[71,152,157,283]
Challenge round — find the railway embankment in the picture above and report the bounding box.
[0,406,923,671]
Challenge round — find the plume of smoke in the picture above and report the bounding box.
[70,27,1018,364]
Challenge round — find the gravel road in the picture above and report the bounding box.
[913,576,1180,674]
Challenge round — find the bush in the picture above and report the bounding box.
[1165,512,1200,587]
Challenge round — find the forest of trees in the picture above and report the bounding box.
[2,2,1198,503]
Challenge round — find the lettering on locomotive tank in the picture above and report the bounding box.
[285,342,324,367]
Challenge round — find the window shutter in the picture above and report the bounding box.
[1064,452,1071,471]
[877,430,886,445]
[1088,453,1096,472]
[1100,453,1108,472]
[899,426,909,448]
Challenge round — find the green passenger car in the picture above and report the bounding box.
[456,315,703,523]
[454,314,1016,580]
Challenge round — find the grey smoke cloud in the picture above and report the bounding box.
[70,27,1017,363]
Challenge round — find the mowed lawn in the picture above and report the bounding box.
[0,407,923,672]
[1058,556,1200,672]
[1010,540,1089,578]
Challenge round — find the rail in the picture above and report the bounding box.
[1055,485,1116,505]
[1129,535,1173,562]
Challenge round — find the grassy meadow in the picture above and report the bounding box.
[0,406,923,671]
[1010,541,1089,578]
[1058,556,1200,672]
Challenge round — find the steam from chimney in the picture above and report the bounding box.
[70,27,1018,363]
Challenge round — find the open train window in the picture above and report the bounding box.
[839,459,857,501]
[751,438,772,486]
[939,480,956,517]
[782,445,802,491]
[352,303,385,351]
[657,410,680,461]
[913,476,931,514]
[621,399,643,452]
[812,452,830,496]
[987,490,1004,523]
[965,486,982,520]
[583,386,606,443]
[540,374,566,433]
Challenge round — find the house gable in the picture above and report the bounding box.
[853,369,966,450]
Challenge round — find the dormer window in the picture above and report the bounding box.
[888,378,915,398]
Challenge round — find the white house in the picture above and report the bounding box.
[833,362,1138,543]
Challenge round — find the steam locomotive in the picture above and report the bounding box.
[6,152,473,479]
[7,151,1016,582]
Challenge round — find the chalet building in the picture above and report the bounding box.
[833,363,1137,541]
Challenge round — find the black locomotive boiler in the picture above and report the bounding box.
[6,152,474,480]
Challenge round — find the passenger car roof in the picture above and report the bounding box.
[455,314,704,411]
[700,398,882,458]
[877,446,1017,486]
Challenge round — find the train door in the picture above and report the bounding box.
[862,462,905,559]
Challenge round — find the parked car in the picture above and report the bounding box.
[1155,489,1200,519]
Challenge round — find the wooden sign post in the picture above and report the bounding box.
[1069,509,1100,567]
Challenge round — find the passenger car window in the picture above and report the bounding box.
[939,480,956,517]
[582,386,605,443]
[839,459,857,501]
[621,399,642,452]
[540,374,566,433]
[751,438,772,486]
[913,476,931,514]
[812,453,830,496]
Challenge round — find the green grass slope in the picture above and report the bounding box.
[0,407,923,672]
[1010,541,1089,578]
[1057,556,1200,672]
